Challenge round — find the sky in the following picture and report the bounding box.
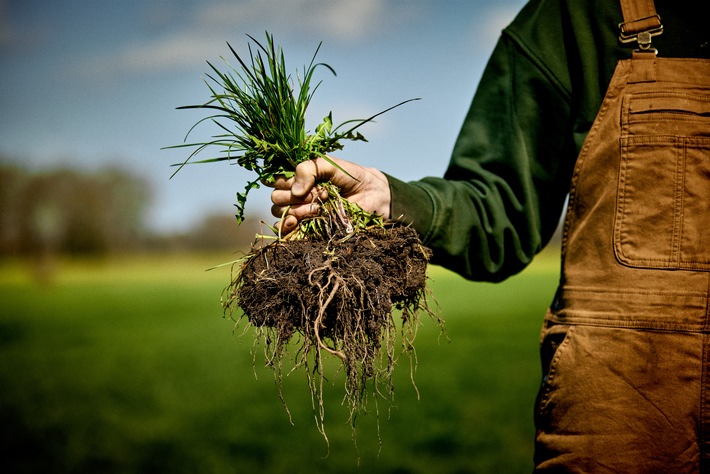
[0,0,527,234]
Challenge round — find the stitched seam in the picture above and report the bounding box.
[670,138,684,265]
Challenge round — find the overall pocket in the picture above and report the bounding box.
[535,319,575,422]
[614,90,710,271]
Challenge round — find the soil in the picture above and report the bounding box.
[223,224,439,440]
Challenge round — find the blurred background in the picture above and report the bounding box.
[1,0,527,236]
[0,1,566,473]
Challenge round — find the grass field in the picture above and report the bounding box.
[0,248,561,473]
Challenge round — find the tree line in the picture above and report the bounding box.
[0,163,261,257]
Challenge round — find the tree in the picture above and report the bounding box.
[0,162,152,256]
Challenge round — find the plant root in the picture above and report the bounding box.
[222,225,442,446]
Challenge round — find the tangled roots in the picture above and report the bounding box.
[223,225,441,444]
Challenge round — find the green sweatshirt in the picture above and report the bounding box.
[388,0,709,282]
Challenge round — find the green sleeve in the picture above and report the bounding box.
[390,7,578,282]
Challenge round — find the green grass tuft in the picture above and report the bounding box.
[164,32,417,226]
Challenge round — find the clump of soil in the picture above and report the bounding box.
[223,224,441,442]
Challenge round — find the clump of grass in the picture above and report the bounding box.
[166,32,441,449]
[169,32,415,226]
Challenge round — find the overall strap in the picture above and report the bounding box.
[618,0,663,51]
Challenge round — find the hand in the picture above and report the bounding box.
[269,156,391,233]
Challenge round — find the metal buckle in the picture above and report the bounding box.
[618,14,663,51]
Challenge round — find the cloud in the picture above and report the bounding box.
[109,31,224,74]
[70,0,527,81]
[74,0,393,78]
[196,0,385,42]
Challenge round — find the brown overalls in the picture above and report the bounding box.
[534,0,710,471]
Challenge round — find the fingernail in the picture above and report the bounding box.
[291,182,304,196]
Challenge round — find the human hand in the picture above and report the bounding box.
[269,156,391,234]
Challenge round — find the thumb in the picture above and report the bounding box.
[291,158,338,197]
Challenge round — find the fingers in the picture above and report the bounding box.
[267,174,294,191]
[267,155,379,227]
[274,214,298,235]
[269,159,336,220]
[270,200,319,220]
[270,183,328,224]
[290,158,340,197]
[271,184,327,207]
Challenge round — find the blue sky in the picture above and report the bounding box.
[0,0,526,233]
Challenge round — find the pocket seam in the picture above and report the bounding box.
[536,325,576,419]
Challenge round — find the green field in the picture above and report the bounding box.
[0,249,561,473]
